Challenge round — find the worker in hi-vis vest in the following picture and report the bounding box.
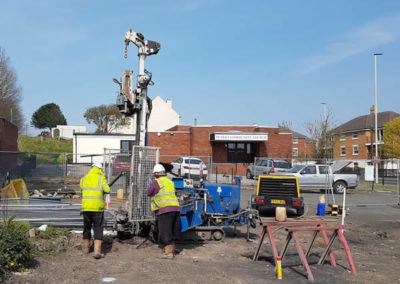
[80,162,110,259]
[146,164,180,259]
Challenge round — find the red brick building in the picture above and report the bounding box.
[292,131,315,158]
[148,125,294,175]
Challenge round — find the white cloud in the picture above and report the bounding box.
[297,13,400,74]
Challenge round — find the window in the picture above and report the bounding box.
[340,134,346,141]
[319,166,328,174]
[227,142,255,163]
[293,138,298,144]
[340,146,346,156]
[352,132,358,139]
[292,148,298,157]
[302,166,316,174]
[352,145,359,155]
[121,140,135,153]
[378,129,383,142]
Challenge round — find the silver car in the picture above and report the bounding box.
[246,158,291,179]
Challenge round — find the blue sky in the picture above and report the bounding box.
[1,0,400,135]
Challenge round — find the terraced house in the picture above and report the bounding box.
[332,106,400,160]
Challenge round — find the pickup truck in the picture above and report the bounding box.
[276,164,358,194]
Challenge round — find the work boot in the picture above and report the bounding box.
[161,244,174,259]
[93,240,104,259]
[82,239,90,254]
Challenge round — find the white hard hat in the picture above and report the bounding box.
[92,162,103,169]
[153,164,165,174]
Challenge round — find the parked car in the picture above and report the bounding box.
[276,164,358,194]
[111,153,174,176]
[170,157,208,180]
[38,131,50,137]
[246,158,291,179]
[112,154,131,174]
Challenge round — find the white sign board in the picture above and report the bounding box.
[213,134,268,141]
[365,165,375,181]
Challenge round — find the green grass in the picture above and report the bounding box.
[358,181,399,192]
[18,135,72,153]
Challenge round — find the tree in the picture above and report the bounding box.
[84,104,127,133]
[31,103,67,131]
[0,47,24,130]
[382,117,400,158]
[304,110,335,159]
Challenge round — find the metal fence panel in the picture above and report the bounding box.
[129,146,160,221]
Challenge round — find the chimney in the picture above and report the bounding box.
[370,105,376,114]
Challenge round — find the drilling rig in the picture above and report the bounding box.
[113,28,258,241]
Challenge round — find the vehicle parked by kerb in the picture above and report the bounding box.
[170,157,208,180]
[246,158,291,179]
[112,154,131,175]
[276,164,358,194]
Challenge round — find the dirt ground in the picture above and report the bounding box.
[5,192,400,284]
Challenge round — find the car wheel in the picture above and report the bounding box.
[297,206,305,216]
[246,170,253,180]
[333,181,347,194]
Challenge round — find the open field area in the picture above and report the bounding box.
[5,188,400,284]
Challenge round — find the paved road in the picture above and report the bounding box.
[240,187,400,209]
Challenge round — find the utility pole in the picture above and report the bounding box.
[374,53,383,184]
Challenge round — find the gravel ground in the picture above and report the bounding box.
[5,188,400,284]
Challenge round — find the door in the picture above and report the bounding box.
[299,165,317,189]
[318,165,333,189]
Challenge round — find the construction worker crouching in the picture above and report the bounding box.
[146,164,180,259]
[80,161,110,259]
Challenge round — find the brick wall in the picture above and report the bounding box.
[333,131,372,160]
[148,131,191,163]
[212,163,248,176]
[294,138,316,158]
[148,125,294,168]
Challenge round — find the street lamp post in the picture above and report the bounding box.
[374,53,383,184]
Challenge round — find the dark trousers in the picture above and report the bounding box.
[156,211,181,246]
[83,211,104,240]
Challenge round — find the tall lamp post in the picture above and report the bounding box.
[374,53,383,184]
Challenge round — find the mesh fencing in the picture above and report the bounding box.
[129,146,159,221]
[0,150,399,203]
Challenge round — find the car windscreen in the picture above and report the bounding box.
[116,156,131,162]
[184,159,202,164]
[274,161,290,168]
[289,165,305,173]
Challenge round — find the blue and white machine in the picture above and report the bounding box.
[174,177,258,240]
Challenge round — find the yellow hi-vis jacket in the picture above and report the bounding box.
[80,167,110,212]
[151,176,179,211]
